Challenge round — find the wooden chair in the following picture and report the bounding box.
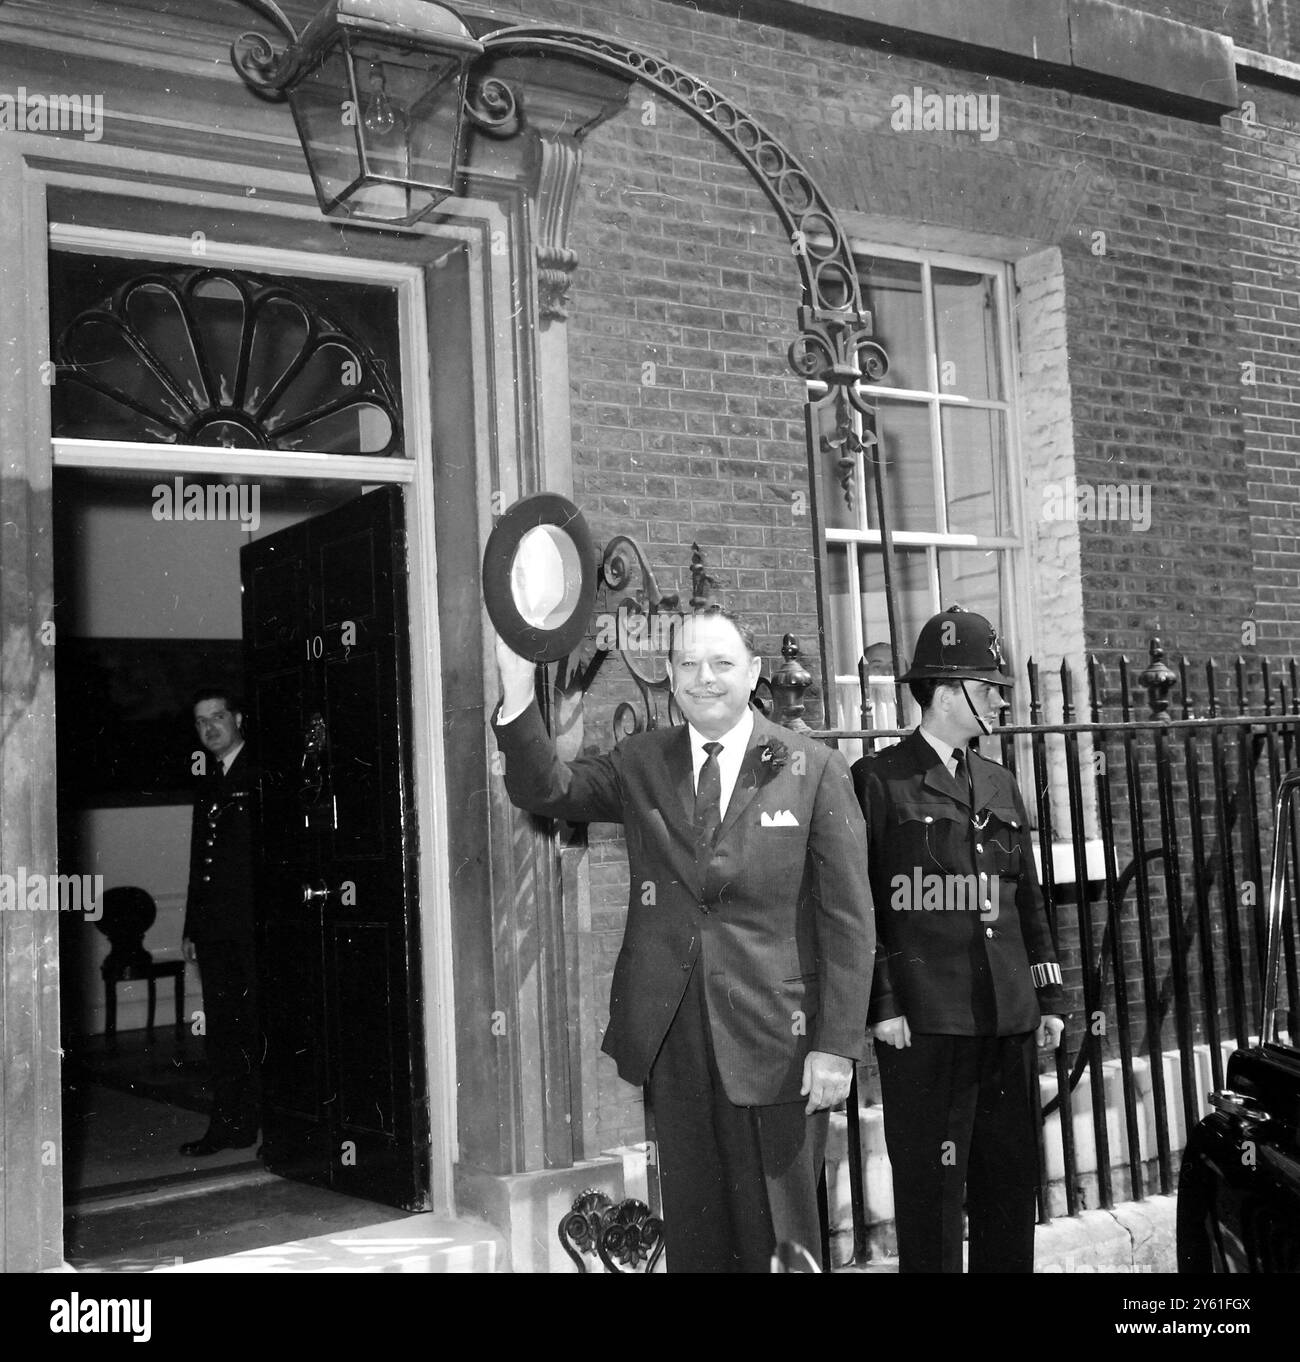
[95,886,186,1040]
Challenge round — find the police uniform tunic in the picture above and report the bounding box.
[852,728,1065,1272]
[184,744,260,1140]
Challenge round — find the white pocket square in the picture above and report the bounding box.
[761,810,799,827]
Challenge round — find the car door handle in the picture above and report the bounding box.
[1210,1090,1268,1123]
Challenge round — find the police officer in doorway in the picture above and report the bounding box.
[851,606,1066,1272]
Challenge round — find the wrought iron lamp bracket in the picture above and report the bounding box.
[229,2,310,93]
[792,304,889,510]
[464,77,520,136]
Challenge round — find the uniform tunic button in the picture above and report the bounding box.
[985,926,994,938]
[923,816,934,824]
[979,871,988,880]
[984,899,993,911]
[975,843,984,853]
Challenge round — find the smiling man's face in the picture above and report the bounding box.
[669,615,762,739]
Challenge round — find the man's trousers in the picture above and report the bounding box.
[647,960,828,1273]
[194,938,260,1138]
[875,1031,1039,1272]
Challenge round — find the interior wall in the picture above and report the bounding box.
[58,477,305,1037]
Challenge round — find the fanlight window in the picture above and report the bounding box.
[51,265,403,456]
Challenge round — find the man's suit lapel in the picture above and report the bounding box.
[667,722,696,833]
[714,709,773,847]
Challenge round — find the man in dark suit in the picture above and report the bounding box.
[851,606,1065,1272]
[493,604,875,1272]
[178,687,260,1157]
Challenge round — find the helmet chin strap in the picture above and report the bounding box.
[960,680,993,737]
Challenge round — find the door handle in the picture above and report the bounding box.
[301,882,331,907]
[1210,1089,1268,1124]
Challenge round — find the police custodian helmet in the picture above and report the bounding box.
[898,605,1013,688]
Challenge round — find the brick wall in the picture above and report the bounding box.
[1225,80,1300,648]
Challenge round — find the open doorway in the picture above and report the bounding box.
[53,468,430,1268]
[35,212,472,1267]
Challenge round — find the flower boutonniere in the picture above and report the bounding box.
[759,738,790,778]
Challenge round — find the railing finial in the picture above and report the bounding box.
[1140,636,1177,721]
[771,635,813,731]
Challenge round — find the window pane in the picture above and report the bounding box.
[859,547,933,677]
[50,253,405,455]
[860,258,926,390]
[941,406,1009,536]
[826,546,860,679]
[933,268,1001,401]
[857,547,932,731]
[936,549,1007,658]
[828,546,864,739]
[867,400,937,533]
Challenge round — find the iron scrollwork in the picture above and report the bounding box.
[53,267,403,455]
[229,1,304,92]
[599,533,682,740]
[465,76,521,137]
[577,539,816,740]
[558,1189,665,1273]
[596,537,729,740]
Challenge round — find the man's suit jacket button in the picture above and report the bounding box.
[202,874,211,883]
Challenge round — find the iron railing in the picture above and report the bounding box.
[786,637,1300,1265]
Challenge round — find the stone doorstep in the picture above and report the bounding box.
[455,1155,630,1274]
[151,1212,509,1273]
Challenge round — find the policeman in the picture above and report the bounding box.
[851,606,1066,1272]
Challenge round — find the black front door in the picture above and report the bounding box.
[240,484,428,1210]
